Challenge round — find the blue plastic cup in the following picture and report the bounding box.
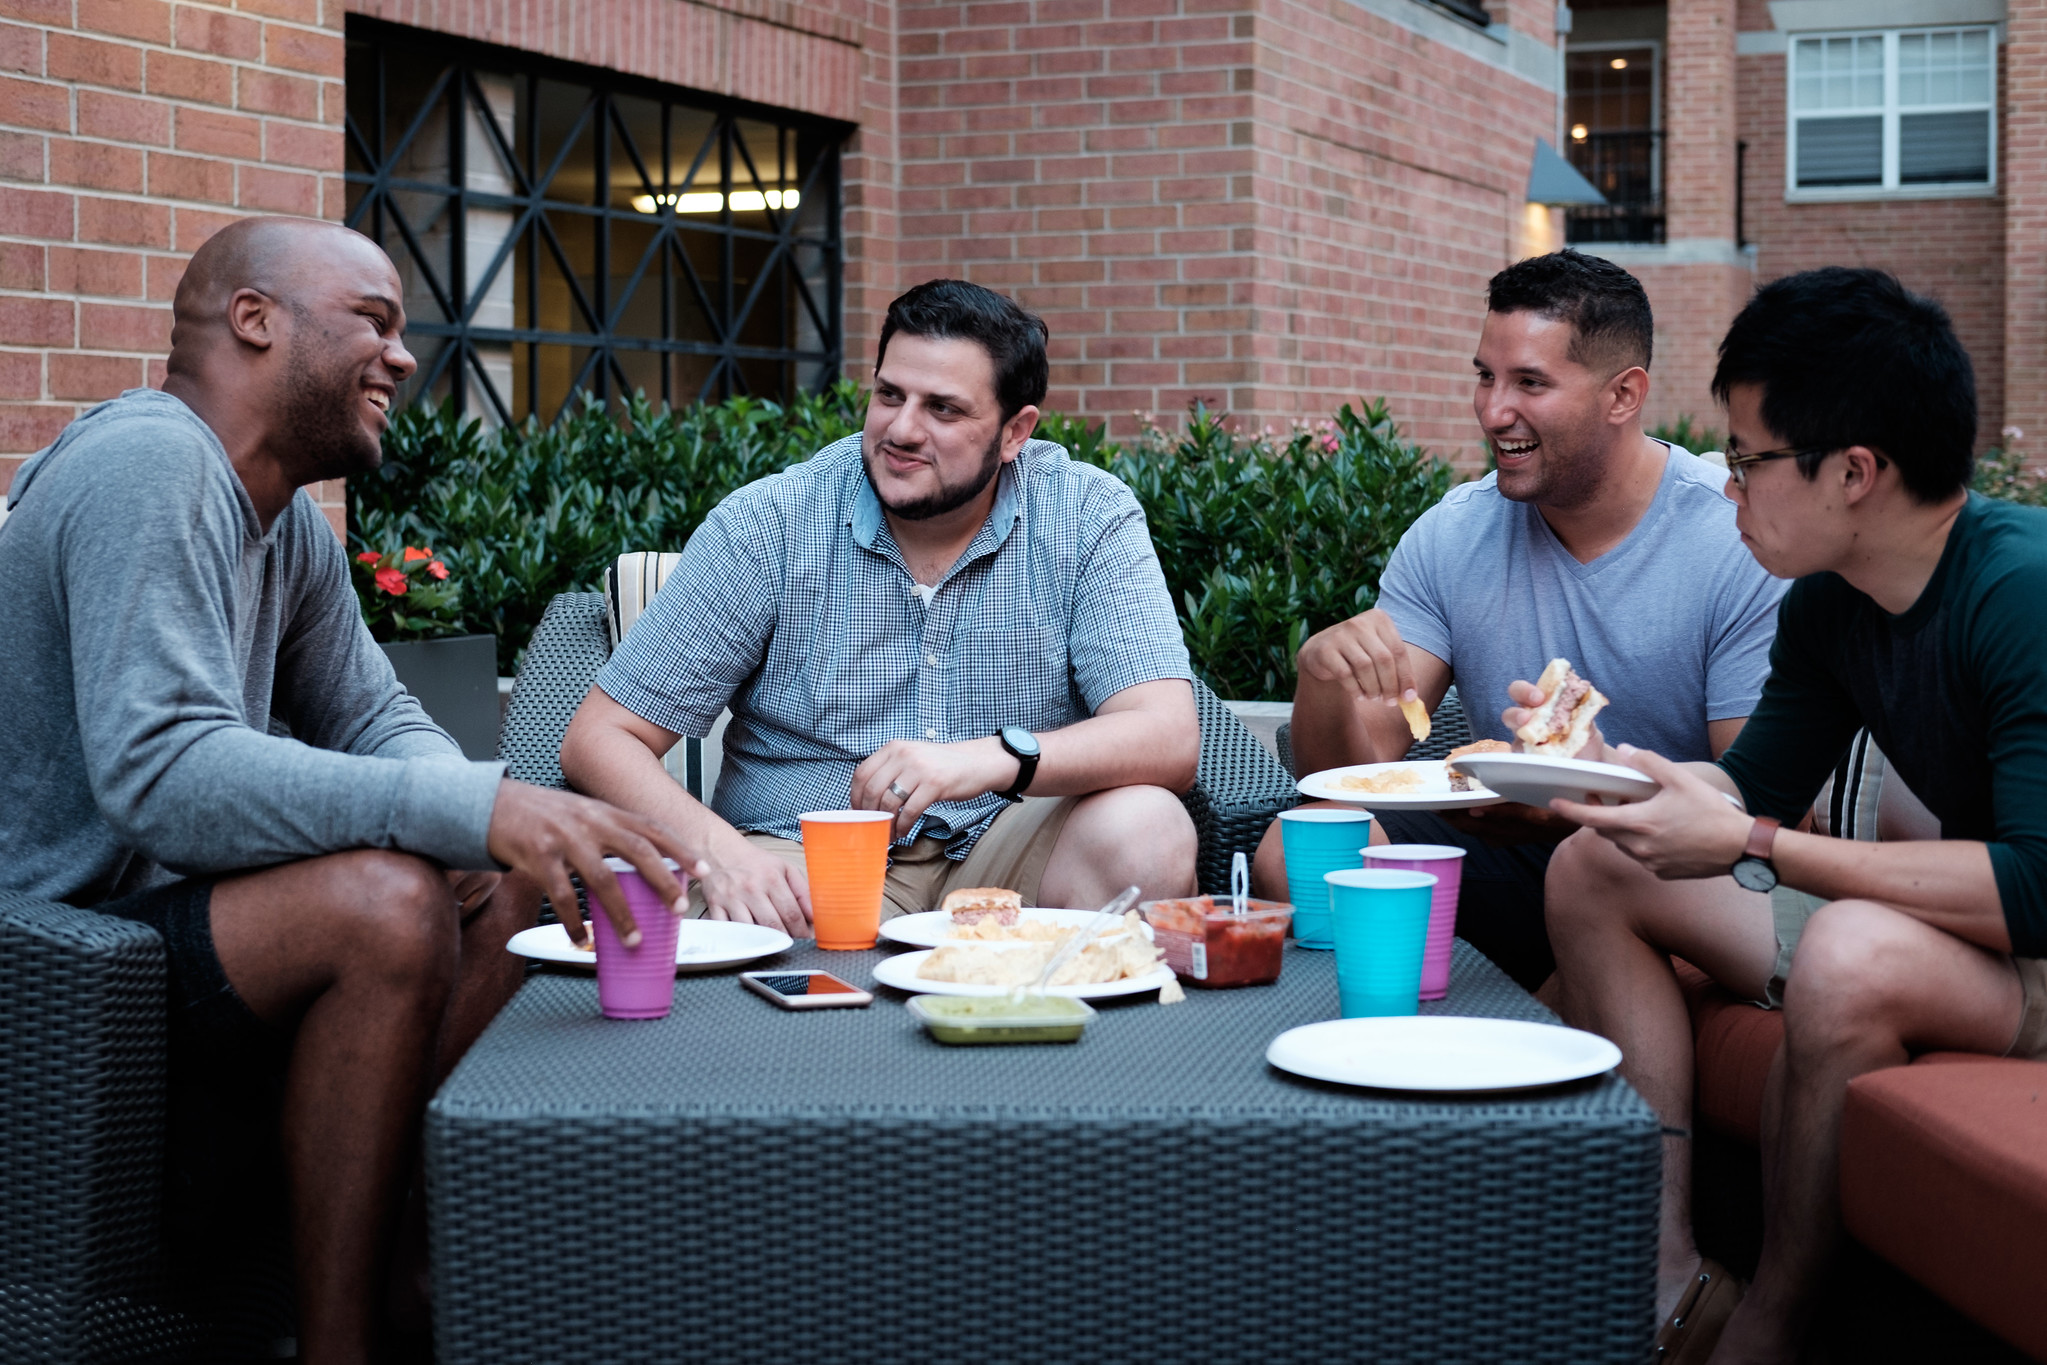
[1325,868,1437,1018]
[1277,808,1374,950]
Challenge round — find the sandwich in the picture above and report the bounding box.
[1444,738,1510,791]
[942,886,1022,926]
[1513,658,1609,758]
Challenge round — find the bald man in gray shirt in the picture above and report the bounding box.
[0,217,698,1362]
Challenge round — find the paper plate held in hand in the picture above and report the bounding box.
[1446,752,1658,808]
[1266,1016,1622,1092]
[1296,761,1506,811]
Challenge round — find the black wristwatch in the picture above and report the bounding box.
[995,726,1041,803]
[1731,815,1781,893]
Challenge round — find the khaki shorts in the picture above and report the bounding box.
[1765,885,2047,1059]
[688,795,1080,920]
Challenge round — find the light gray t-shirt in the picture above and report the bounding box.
[0,389,504,906]
[1374,443,1788,762]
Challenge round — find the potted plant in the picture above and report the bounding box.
[353,545,500,760]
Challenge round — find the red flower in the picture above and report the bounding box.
[403,546,434,563]
[426,559,449,580]
[356,551,381,564]
[375,566,409,596]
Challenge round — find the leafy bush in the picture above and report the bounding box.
[1973,433,2047,507]
[352,389,1458,698]
[1650,415,1723,454]
[351,544,463,642]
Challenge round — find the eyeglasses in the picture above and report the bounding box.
[1724,446,1818,489]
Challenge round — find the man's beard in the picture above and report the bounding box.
[1493,427,1604,511]
[863,430,1004,521]
[279,310,382,480]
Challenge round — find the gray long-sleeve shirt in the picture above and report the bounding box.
[1,389,503,906]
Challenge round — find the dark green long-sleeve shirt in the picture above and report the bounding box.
[1718,493,2047,956]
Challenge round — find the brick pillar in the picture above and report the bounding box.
[1665,0,1736,242]
[2005,0,2047,466]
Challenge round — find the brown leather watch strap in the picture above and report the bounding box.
[1744,815,1782,861]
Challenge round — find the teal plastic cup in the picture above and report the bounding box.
[1325,868,1437,1018]
[1277,808,1374,950]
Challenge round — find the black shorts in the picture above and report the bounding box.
[97,878,292,1264]
[1373,810,1558,991]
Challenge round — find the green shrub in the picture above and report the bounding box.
[352,390,1458,698]
[1650,415,1723,454]
[1973,440,2047,507]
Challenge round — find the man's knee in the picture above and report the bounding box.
[1780,899,1913,1040]
[322,851,461,991]
[1079,785,1197,880]
[1544,828,1635,940]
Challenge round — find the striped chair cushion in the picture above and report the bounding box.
[603,552,684,652]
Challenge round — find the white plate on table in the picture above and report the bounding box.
[507,920,794,972]
[1296,760,1506,811]
[880,907,1157,950]
[871,949,1176,1000]
[1266,1016,1622,1092]
[1447,752,1659,808]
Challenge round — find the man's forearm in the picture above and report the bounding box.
[1289,673,1411,773]
[1776,833,2009,950]
[1027,706,1199,796]
[560,724,740,860]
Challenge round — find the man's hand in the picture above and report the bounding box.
[852,737,1017,840]
[486,778,707,949]
[1296,608,1419,708]
[1551,746,1753,879]
[695,833,812,936]
[1500,677,1611,762]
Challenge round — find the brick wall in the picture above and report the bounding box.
[2004,0,2047,463]
[0,0,348,525]
[894,0,1558,467]
[1735,47,2007,447]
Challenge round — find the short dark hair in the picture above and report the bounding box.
[875,279,1049,421]
[1486,249,1654,375]
[1712,268,1975,503]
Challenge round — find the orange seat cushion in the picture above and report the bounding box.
[1840,1060,2047,1363]
[1674,959,1782,1146]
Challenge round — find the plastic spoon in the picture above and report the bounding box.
[1231,851,1249,916]
[1017,884,1141,997]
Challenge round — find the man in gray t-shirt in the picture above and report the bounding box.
[1253,251,1785,987]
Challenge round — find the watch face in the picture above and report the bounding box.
[1001,726,1040,758]
[1731,857,1777,893]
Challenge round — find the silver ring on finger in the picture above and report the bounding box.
[887,780,913,805]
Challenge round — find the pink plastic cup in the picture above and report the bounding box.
[590,857,685,1019]
[1363,844,1466,1001]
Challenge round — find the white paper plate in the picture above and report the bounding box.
[871,949,1176,1000]
[1296,760,1506,811]
[1447,752,1659,808]
[880,908,1157,950]
[1266,1016,1622,1092]
[507,920,794,973]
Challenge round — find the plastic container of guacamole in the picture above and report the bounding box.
[907,993,1097,1045]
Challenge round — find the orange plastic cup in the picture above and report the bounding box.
[800,809,893,949]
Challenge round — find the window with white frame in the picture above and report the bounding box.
[1789,27,1996,193]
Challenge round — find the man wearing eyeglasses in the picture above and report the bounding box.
[1537,267,2047,1363]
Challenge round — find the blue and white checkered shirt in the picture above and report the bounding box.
[596,434,1193,856]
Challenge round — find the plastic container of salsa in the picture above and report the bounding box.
[1141,896,1292,988]
[907,993,1096,1045]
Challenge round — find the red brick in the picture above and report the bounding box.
[237,68,317,119]
[47,137,143,192]
[0,0,70,26]
[171,205,239,252]
[0,73,68,130]
[45,31,141,89]
[0,241,41,290]
[175,105,261,158]
[235,162,316,213]
[78,194,170,248]
[0,126,40,178]
[234,0,318,20]
[0,349,37,399]
[0,19,40,74]
[47,351,141,399]
[77,0,170,45]
[147,149,233,201]
[146,252,183,301]
[48,245,143,296]
[0,404,76,453]
[145,49,232,105]
[261,118,339,171]
[145,355,166,387]
[0,184,71,238]
[174,4,260,59]
[0,296,72,347]
[77,301,169,351]
[262,21,341,76]
[77,89,171,145]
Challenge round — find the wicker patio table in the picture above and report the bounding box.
[427,939,1659,1364]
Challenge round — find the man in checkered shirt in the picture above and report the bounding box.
[562,280,1201,933]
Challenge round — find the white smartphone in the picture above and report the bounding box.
[739,969,874,1010]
